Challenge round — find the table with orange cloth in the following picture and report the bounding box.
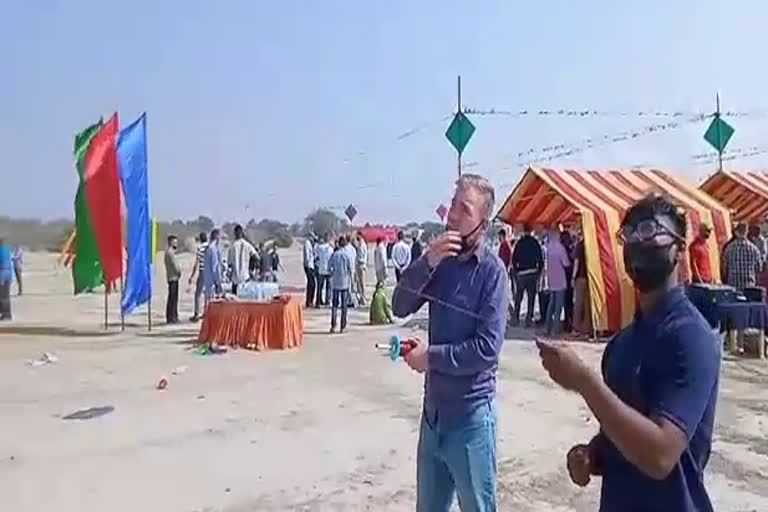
[197,298,304,351]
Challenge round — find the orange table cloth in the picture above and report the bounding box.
[197,299,304,350]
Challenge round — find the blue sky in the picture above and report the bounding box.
[2,1,768,225]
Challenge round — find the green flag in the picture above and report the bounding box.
[72,121,105,293]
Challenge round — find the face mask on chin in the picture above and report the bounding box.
[623,242,676,293]
[452,220,486,254]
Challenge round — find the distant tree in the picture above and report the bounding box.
[304,208,345,238]
[419,221,445,242]
[196,215,215,233]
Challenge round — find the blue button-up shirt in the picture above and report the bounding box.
[328,249,352,290]
[0,244,13,285]
[392,243,508,423]
[598,286,719,512]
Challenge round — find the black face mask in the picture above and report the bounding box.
[623,242,676,293]
[458,221,486,253]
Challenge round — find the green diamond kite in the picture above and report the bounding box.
[703,116,734,153]
[445,112,475,155]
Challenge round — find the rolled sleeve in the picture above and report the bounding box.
[649,322,720,440]
[427,264,508,376]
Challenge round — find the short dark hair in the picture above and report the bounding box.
[210,229,220,240]
[376,236,384,244]
[621,193,686,238]
[735,223,748,236]
[498,229,506,238]
[338,236,347,247]
[397,230,404,241]
[167,235,177,244]
[234,224,244,238]
[198,232,208,243]
[749,224,761,237]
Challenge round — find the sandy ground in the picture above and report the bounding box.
[1,250,768,512]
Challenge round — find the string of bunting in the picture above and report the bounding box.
[463,107,768,119]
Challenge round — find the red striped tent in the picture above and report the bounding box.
[699,170,768,224]
[496,168,732,333]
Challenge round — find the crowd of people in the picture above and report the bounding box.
[163,225,282,324]
[496,224,592,338]
[301,230,424,333]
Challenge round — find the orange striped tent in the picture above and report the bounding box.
[699,170,768,224]
[496,168,732,333]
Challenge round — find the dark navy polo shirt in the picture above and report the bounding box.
[598,286,720,512]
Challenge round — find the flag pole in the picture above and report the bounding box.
[457,75,462,178]
[716,91,723,172]
[104,286,109,330]
[120,276,125,331]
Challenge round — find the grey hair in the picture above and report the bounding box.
[456,173,495,218]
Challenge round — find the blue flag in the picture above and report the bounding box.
[118,113,151,315]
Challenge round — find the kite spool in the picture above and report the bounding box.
[375,334,418,361]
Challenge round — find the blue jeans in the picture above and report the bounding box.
[545,289,566,336]
[331,289,349,330]
[417,401,497,512]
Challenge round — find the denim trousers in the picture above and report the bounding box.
[545,288,566,336]
[417,400,497,512]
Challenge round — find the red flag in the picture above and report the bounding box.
[84,113,122,290]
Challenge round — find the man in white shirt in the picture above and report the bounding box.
[374,237,388,285]
[315,235,333,306]
[228,225,257,296]
[353,232,369,306]
[342,235,358,307]
[302,234,317,307]
[391,230,411,282]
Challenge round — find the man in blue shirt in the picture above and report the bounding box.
[537,193,720,512]
[0,236,14,321]
[328,237,353,334]
[393,174,508,512]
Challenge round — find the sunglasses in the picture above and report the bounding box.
[617,218,685,245]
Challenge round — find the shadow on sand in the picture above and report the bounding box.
[0,325,120,338]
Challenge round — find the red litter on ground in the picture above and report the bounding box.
[157,376,168,390]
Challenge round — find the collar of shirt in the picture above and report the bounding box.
[634,286,686,327]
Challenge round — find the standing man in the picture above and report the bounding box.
[411,230,424,262]
[12,246,23,296]
[0,237,13,321]
[511,224,544,327]
[393,174,507,512]
[315,235,333,306]
[689,224,713,284]
[228,224,256,295]
[203,229,223,301]
[391,230,411,282]
[342,235,358,307]
[544,228,570,337]
[748,224,767,268]
[188,232,208,322]
[303,234,317,308]
[328,237,353,333]
[537,193,720,512]
[571,231,591,336]
[722,223,762,290]
[164,235,181,324]
[354,232,369,306]
[374,236,388,285]
[497,228,513,299]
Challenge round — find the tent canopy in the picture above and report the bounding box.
[496,167,732,333]
[699,170,768,224]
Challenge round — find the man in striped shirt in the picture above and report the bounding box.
[188,232,209,321]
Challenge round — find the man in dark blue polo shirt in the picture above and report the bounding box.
[393,173,508,512]
[536,193,720,512]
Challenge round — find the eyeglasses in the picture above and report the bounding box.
[617,218,685,245]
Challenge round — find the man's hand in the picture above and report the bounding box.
[425,232,462,268]
[404,340,428,373]
[566,444,592,487]
[536,339,594,392]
